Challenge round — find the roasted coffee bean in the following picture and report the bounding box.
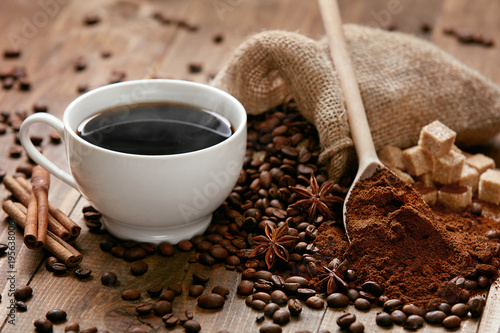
[450,303,469,317]
[168,283,182,295]
[130,261,148,276]
[354,298,371,311]
[253,292,271,303]
[15,301,27,311]
[197,241,213,252]
[442,315,461,329]
[283,282,300,294]
[383,299,402,313]
[123,247,147,262]
[122,289,140,300]
[158,242,175,256]
[296,288,316,300]
[160,289,176,301]
[197,293,225,309]
[336,313,356,329]
[198,252,216,265]
[270,290,287,305]
[376,312,393,327]
[424,310,446,324]
[140,243,157,255]
[163,314,179,327]
[75,268,92,279]
[154,300,173,316]
[110,246,126,258]
[80,327,98,333]
[183,319,201,333]
[237,280,254,295]
[306,296,324,309]
[402,304,425,316]
[146,284,163,298]
[34,318,53,333]
[192,273,209,285]
[264,302,280,317]
[361,281,383,297]
[255,279,273,292]
[254,270,273,281]
[101,272,118,286]
[438,302,451,314]
[285,299,301,317]
[189,285,205,297]
[259,323,282,333]
[272,309,290,325]
[65,322,80,332]
[349,322,365,333]
[252,299,267,311]
[358,291,377,303]
[390,310,406,325]
[285,276,308,287]
[486,229,500,239]
[212,286,230,298]
[83,13,100,25]
[210,245,228,260]
[14,285,33,301]
[256,314,265,323]
[467,296,486,317]
[135,303,154,315]
[50,262,67,274]
[46,309,67,322]
[326,293,349,308]
[45,256,59,271]
[346,289,359,301]
[225,255,241,266]
[478,275,489,288]
[471,202,482,215]
[9,144,22,157]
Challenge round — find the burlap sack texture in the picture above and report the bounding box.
[212,25,500,181]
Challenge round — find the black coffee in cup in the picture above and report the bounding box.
[77,102,233,155]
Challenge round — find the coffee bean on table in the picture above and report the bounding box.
[110,246,126,258]
[326,293,349,308]
[122,289,140,301]
[362,281,384,297]
[123,247,147,262]
[34,318,53,333]
[52,263,68,274]
[136,303,154,315]
[189,285,205,297]
[178,240,193,251]
[376,312,393,327]
[256,314,265,323]
[296,288,316,300]
[353,297,371,311]
[75,268,92,279]
[288,299,302,317]
[146,284,163,298]
[15,301,27,311]
[46,309,67,322]
[252,299,267,311]
[336,313,356,329]
[163,314,179,327]
[349,321,365,333]
[184,320,201,333]
[402,304,425,316]
[154,300,173,316]
[272,309,290,325]
[390,310,407,325]
[383,299,402,313]
[197,293,225,309]
[65,322,80,332]
[237,280,254,295]
[270,290,287,305]
[451,303,469,317]
[14,285,33,301]
[198,252,216,265]
[442,315,461,329]
[212,286,230,298]
[79,327,98,333]
[263,302,279,317]
[192,273,209,285]
[306,296,324,309]
[101,272,118,286]
[424,310,446,324]
[259,323,282,333]
[130,261,148,276]
[160,289,176,301]
[168,283,182,295]
[467,297,486,317]
[46,256,59,271]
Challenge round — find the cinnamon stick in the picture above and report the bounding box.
[2,200,83,267]
[24,194,42,249]
[31,166,50,247]
[4,176,76,240]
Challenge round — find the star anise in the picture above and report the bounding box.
[317,258,349,294]
[249,222,298,269]
[289,173,343,221]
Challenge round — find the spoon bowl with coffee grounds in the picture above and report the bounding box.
[318,0,407,239]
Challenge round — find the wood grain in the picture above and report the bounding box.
[0,0,499,332]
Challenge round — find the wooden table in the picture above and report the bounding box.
[1,0,499,332]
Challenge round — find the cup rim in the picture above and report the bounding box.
[63,79,247,159]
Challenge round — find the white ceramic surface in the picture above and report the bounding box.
[20,79,247,244]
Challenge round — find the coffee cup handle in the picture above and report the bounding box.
[20,113,79,190]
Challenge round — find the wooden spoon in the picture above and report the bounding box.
[318,0,387,238]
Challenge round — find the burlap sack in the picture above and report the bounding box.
[212,25,500,181]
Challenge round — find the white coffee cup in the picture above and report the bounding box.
[20,79,247,244]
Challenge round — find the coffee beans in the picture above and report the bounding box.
[65,322,80,332]
[272,309,290,325]
[130,261,148,276]
[154,300,173,316]
[264,302,280,317]
[326,293,349,308]
[123,247,147,262]
[467,296,486,317]
[135,303,154,315]
[306,296,324,309]
[75,268,92,279]
[362,281,383,297]
[237,280,254,295]
[46,309,67,322]
[354,298,371,311]
[101,272,118,286]
[34,318,53,333]
[451,303,468,317]
[122,289,140,300]
[424,310,446,324]
[197,293,225,309]
[376,312,393,327]
[212,286,230,298]
[288,299,302,317]
[259,324,282,333]
[189,285,205,297]
[270,290,287,305]
[14,285,33,301]
[184,320,201,333]
[337,313,356,329]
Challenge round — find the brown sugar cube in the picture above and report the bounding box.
[414,182,437,206]
[466,154,495,175]
[459,164,479,193]
[417,172,434,187]
[478,169,500,205]
[418,120,456,157]
[378,145,405,170]
[438,185,472,212]
[392,168,414,184]
[432,150,465,185]
[402,146,434,176]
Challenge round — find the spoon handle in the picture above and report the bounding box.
[318,0,379,169]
